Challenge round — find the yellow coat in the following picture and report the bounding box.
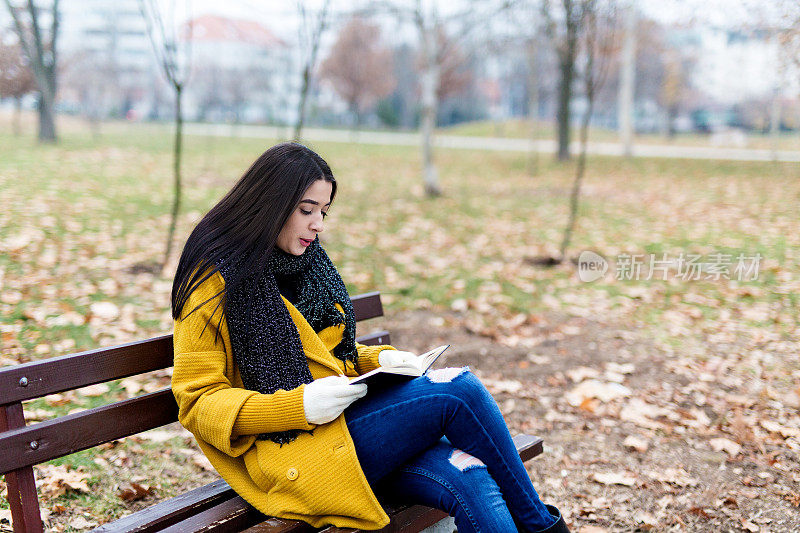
[171,270,396,529]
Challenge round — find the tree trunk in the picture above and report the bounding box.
[560,98,592,258]
[770,88,780,162]
[293,0,329,142]
[561,101,592,261]
[13,96,22,136]
[556,56,572,161]
[419,19,441,197]
[555,0,579,162]
[667,104,678,138]
[163,84,183,270]
[618,6,636,158]
[526,37,540,176]
[560,5,596,259]
[38,86,56,142]
[420,61,441,196]
[294,64,311,141]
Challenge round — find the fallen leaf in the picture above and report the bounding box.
[592,471,636,486]
[623,435,649,453]
[566,366,600,382]
[120,378,144,395]
[77,383,110,397]
[44,393,68,406]
[760,420,800,439]
[36,464,91,497]
[633,511,659,529]
[482,378,523,394]
[192,452,214,472]
[605,362,635,374]
[68,515,97,529]
[689,506,713,519]
[579,397,598,413]
[566,380,631,406]
[647,467,698,487]
[709,437,742,456]
[741,519,759,532]
[118,482,154,502]
[90,301,120,320]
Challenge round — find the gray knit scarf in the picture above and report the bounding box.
[217,237,358,445]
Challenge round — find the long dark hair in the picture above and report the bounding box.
[171,142,336,328]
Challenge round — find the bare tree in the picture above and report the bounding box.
[525,32,542,175]
[0,40,36,135]
[139,0,192,271]
[776,1,800,149]
[294,0,331,141]
[432,28,471,101]
[319,16,395,126]
[3,0,60,142]
[617,3,635,157]
[560,0,618,259]
[542,0,595,161]
[378,0,508,196]
[60,49,117,137]
[503,0,548,175]
[413,1,446,196]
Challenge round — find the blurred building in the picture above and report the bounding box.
[690,27,789,106]
[180,14,295,124]
[59,0,157,118]
[668,25,799,132]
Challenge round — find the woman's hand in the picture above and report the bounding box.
[379,350,418,368]
[303,375,367,425]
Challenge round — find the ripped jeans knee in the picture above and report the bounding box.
[385,440,517,533]
[448,447,486,472]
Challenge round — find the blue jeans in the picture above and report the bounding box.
[344,367,557,533]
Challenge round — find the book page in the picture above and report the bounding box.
[420,345,449,373]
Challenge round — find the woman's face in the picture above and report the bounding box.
[276,179,333,255]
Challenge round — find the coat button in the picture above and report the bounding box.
[286,467,299,481]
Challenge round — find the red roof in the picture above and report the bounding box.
[183,15,285,48]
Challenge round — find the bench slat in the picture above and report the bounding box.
[514,433,545,462]
[93,479,237,532]
[354,331,390,347]
[318,504,448,533]
[157,496,271,533]
[0,294,382,406]
[0,335,174,405]
[0,389,178,474]
[240,518,319,533]
[106,434,543,533]
[350,292,383,322]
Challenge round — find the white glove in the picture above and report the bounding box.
[303,375,367,425]
[379,350,418,368]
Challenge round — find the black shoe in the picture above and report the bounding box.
[534,504,570,533]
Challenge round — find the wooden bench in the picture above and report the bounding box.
[1,292,544,532]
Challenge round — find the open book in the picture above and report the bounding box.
[349,345,450,387]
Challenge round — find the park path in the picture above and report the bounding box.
[185,122,800,163]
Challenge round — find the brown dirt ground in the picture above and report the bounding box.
[372,309,800,533]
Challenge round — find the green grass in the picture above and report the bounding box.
[1,115,799,527]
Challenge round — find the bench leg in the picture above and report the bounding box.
[1,403,44,533]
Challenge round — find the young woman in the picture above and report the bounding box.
[171,142,569,533]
